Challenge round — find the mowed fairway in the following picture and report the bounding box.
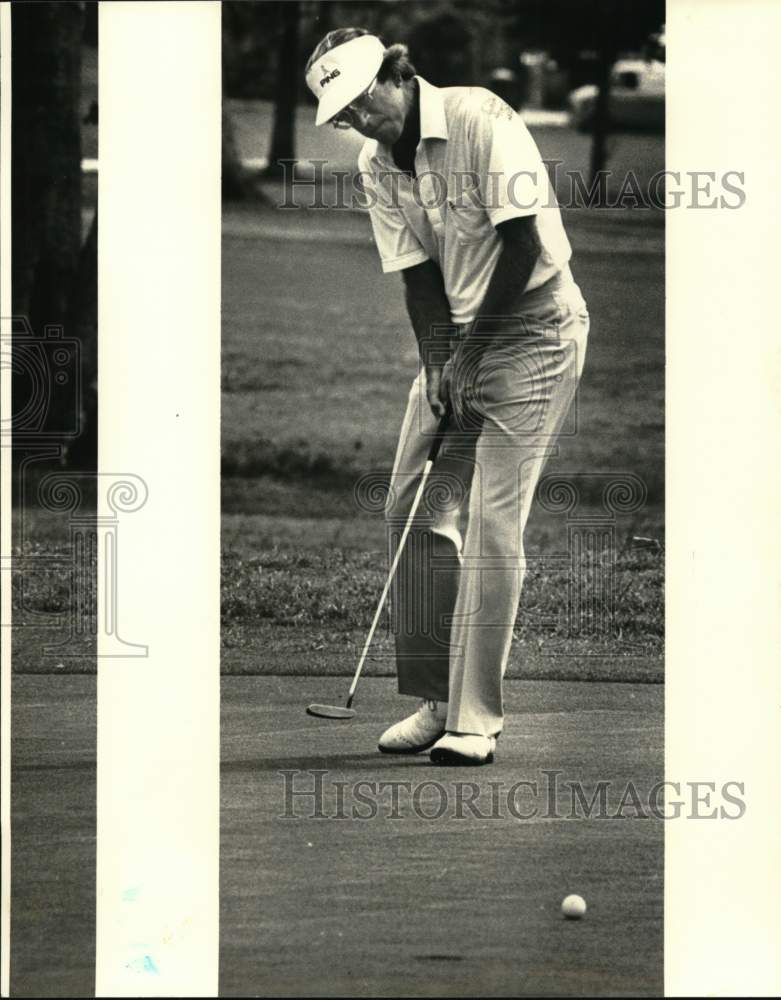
[222,205,664,492]
[220,676,663,997]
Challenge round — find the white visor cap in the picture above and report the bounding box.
[305,34,385,126]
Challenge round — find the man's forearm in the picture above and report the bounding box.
[461,216,541,353]
[403,260,454,371]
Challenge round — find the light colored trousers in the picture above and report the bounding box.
[385,266,589,737]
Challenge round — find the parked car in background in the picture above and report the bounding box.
[568,58,665,132]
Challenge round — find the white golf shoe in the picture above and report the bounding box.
[430,732,497,766]
[378,699,448,754]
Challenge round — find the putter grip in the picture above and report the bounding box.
[426,407,451,464]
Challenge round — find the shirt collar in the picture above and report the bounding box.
[369,75,447,167]
[417,76,448,140]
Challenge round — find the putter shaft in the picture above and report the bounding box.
[344,410,450,709]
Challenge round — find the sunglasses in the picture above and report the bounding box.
[330,76,379,130]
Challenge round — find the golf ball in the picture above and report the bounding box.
[561,894,587,919]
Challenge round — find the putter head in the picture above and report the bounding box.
[306,703,356,720]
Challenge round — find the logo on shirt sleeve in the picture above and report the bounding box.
[481,94,515,122]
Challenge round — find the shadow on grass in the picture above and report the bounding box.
[222,752,424,774]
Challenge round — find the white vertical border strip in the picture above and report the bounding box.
[96,3,220,996]
[667,0,781,995]
[0,4,12,996]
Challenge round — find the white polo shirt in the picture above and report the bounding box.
[357,77,572,326]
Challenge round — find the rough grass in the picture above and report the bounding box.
[220,502,664,683]
[222,532,663,638]
[12,498,663,682]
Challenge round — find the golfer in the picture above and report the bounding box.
[305,30,589,765]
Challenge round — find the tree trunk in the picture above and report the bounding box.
[12,2,95,467]
[63,208,98,470]
[589,46,614,184]
[12,2,83,330]
[222,105,250,200]
[317,0,332,36]
[266,0,300,178]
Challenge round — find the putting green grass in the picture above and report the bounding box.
[10,674,662,996]
[220,675,663,997]
[11,676,96,998]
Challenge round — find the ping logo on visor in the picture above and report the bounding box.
[319,66,341,87]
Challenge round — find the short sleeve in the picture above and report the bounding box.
[357,148,430,274]
[464,93,552,228]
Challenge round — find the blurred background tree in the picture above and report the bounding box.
[513,0,665,178]
[266,0,301,179]
[12,0,97,470]
[12,2,83,336]
[223,0,664,188]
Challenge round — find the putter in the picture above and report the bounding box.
[307,407,451,720]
